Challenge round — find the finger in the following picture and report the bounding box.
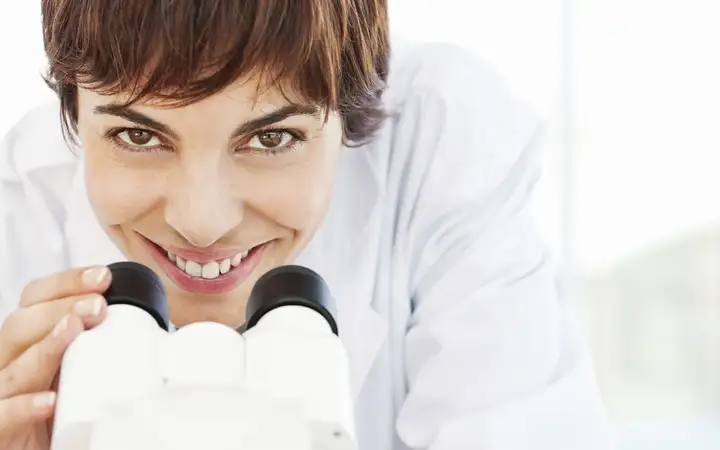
[19,266,111,307]
[0,391,56,437]
[0,315,84,400]
[0,295,107,368]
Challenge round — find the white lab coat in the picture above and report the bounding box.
[0,40,612,449]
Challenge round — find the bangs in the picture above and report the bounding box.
[43,0,390,145]
[43,0,345,110]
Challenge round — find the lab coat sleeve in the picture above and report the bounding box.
[0,104,74,320]
[0,134,8,314]
[0,125,22,317]
[0,123,24,318]
[393,48,612,450]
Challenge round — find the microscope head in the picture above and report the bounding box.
[51,262,356,450]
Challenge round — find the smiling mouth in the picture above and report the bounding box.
[166,249,250,279]
[147,240,264,280]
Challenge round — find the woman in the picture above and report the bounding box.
[0,0,610,449]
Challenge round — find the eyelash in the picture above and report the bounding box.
[104,127,307,155]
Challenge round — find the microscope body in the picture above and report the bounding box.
[51,264,356,450]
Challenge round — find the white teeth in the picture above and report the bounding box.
[231,253,243,267]
[184,260,202,277]
[201,261,220,279]
[167,250,249,278]
[219,258,231,274]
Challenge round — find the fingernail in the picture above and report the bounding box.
[82,266,109,287]
[32,392,56,409]
[52,315,70,337]
[73,296,103,317]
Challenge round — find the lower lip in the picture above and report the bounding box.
[144,238,269,294]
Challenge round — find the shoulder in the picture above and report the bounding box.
[381,38,542,159]
[375,38,544,192]
[385,37,537,126]
[385,38,493,95]
[0,99,75,183]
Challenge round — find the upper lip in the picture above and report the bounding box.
[139,234,258,264]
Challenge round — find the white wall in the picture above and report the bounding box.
[571,0,720,272]
[0,2,55,137]
[570,2,720,448]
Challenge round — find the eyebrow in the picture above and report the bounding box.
[93,103,321,140]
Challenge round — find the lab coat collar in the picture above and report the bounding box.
[64,144,388,399]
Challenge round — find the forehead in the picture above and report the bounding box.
[77,74,312,122]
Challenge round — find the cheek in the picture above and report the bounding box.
[246,148,341,231]
[82,143,163,226]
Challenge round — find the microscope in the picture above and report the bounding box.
[50,262,356,450]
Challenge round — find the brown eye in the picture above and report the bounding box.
[116,129,160,148]
[252,131,293,149]
[126,130,154,145]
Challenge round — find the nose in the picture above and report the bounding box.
[164,168,244,248]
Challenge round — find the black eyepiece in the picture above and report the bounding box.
[245,265,338,335]
[104,262,170,331]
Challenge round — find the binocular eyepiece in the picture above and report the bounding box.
[103,261,339,334]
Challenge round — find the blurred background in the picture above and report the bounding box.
[2,1,719,449]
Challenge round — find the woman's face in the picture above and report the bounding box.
[75,77,344,327]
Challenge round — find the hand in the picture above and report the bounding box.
[0,266,111,449]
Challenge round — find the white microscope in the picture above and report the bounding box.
[50,262,356,450]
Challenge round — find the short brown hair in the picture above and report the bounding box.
[41,0,390,146]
